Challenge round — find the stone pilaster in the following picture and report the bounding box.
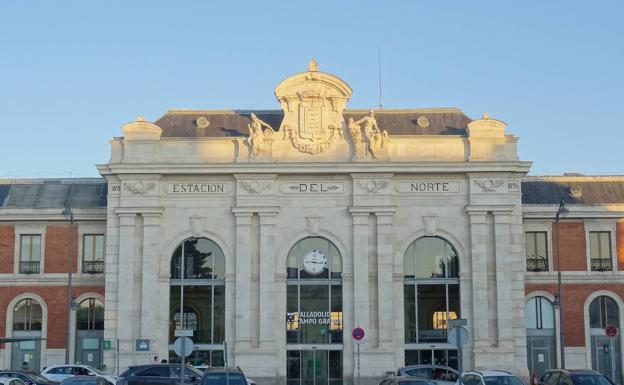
[233,211,253,353]
[140,211,163,354]
[376,210,395,347]
[116,211,136,367]
[466,208,489,359]
[259,212,279,350]
[493,210,513,346]
[350,211,370,334]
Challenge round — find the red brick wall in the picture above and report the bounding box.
[526,284,624,347]
[0,225,15,273]
[44,225,78,274]
[617,221,624,271]
[0,286,104,348]
[552,222,587,271]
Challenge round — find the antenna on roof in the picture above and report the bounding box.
[378,46,384,110]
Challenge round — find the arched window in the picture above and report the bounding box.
[403,236,460,369]
[525,296,555,376]
[589,295,622,383]
[169,238,225,366]
[13,298,42,331]
[286,237,343,385]
[76,298,104,330]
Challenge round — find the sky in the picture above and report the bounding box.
[1,1,623,178]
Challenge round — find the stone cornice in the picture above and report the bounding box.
[0,209,106,221]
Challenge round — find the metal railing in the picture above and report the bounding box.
[526,257,548,272]
[590,258,612,271]
[19,260,40,274]
[83,260,104,274]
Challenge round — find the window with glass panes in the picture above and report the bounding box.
[82,234,104,273]
[589,232,612,271]
[526,232,548,272]
[19,235,41,274]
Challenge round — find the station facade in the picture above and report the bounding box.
[1,62,623,385]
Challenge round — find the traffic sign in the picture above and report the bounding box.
[103,340,112,351]
[173,337,193,357]
[135,339,150,352]
[352,327,365,341]
[174,329,194,337]
[605,325,618,337]
[448,326,469,346]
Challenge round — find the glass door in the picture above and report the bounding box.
[592,335,622,384]
[287,349,342,385]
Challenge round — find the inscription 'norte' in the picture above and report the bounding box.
[395,181,460,193]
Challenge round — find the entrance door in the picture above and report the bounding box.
[526,335,556,377]
[11,339,40,372]
[76,330,103,367]
[405,348,458,369]
[287,349,342,385]
[592,335,622,384]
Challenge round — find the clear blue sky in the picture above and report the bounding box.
[1,1,622,177]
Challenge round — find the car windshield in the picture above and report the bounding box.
[201,373,245,385]
[29,374,55,383]
[84,367,103,375]
[405,369,433,378]
[483,376,524,385]
[60,379,97,385]
[572,374,614,385]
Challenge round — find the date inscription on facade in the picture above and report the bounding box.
[166,183,228,194]
[396,181,460,193]
[281,182,344,194]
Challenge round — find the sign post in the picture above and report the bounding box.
[605,325,618,382]
[352,327,365,385]
[448,319,469,375]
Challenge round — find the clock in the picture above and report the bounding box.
[302,249,328,275]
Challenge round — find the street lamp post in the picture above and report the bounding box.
[555,198,568,369]
[62,200,74,365]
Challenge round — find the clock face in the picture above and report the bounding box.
[302,249,328,275]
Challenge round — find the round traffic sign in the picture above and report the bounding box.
[448,326,469,346]
[352,327,365,341]
[173,337,194,357]
[605,325,618,337]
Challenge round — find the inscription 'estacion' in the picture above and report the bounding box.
[166,183,228,194]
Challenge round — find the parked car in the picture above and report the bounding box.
[379,375,437,385]
[0,378,27,385]
[41,365,116,385]
[539,369,615,385]
[396,365,459,385]
[201,368,248,385]
[461,370,524,385]
[0,371,59,385]
[60,377,109,385]
[193,367,255,385]
[117,364,203,385]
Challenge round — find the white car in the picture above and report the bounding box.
[41,365,117,385]
[461,370,524,385]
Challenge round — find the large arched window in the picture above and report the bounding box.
[169,238,225,366]
[76,298,104,331]
[404,236,460,369]
[286,237,343,385]
[589,295,622,383]
[525,296,555,376]
[13,298,42,331]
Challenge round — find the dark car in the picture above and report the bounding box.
[60,377,110,385]
[118,364,203,385]
[379,375,437,385]
[539,369,616,385]
[201,368,248,385]
[0,371,59,385]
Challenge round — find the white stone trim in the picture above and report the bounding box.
[275,230,348,275]
[69,292,105,363]
[584,220,618,272]
[13,224,46,275]
[4,292,48,370]
[525,292,559,366]
[583,290,624,370]
[395,229,468,275]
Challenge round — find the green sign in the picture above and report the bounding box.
[135,339,150,352]
[103,340,112,351]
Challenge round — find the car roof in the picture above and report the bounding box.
[464,371,515,377]
[545,369,602,375]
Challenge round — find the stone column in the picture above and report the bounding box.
[350,212,370,334]
[466,209,489,360]
[493,210,513,347]
[140,212,162,354]
[259,212,278,351]
[376,211,395,348]
[116,212,136,367]
[233,211,253,356]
